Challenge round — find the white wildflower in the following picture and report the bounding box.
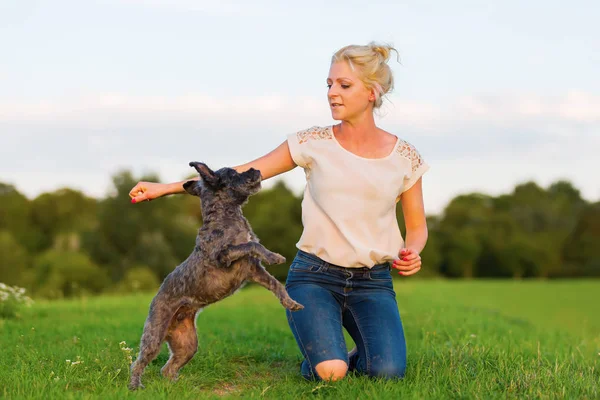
[119,341,134,365]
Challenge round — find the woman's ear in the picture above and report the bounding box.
[369,88,376,102]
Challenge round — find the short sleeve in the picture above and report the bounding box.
[400,142,430,192]
[286,126,330,169]
[286,131,308,168]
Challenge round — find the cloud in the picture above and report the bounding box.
[0,93,324,126]
[3,90,598,130]
[381,90,600,132]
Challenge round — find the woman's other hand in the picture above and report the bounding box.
[392,248,421,276]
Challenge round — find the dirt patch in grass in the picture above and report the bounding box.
[212,383,239,396]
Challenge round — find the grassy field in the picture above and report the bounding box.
[1,280,599,399]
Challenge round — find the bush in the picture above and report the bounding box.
[32,250,110,299]
[0,283,33,319]
[114,266,160,293]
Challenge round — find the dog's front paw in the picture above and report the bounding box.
[128,379,145,391]
[283,298,304,312]
[266,252,286,265]
[217,251,232,267]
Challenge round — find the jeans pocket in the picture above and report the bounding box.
[290,262,323,273]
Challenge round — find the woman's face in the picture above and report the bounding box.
[327,61,374,121]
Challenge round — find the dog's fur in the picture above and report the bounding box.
[128,162,303,390]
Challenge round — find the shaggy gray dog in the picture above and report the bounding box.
[129,162,303,390]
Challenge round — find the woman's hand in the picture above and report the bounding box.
[129,182,169,203]
[392,248,422,276]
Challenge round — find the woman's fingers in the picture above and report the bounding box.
[394,248,421,275]
[129,183,145,199]
[397,266,421,276]
[392,259,422,271]
[402,253,419,262]
[131,192,148,203]
[400,248,419,260]
[130,183,151,203]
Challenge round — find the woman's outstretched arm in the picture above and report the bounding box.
[129,140,296,202]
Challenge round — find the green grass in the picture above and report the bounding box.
[1,280,599,399]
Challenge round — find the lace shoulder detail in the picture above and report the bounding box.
[396,139,425,173]
[296,126,333,144]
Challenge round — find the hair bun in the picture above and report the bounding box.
[368,42,393,61]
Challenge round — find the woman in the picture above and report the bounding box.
[129,42,429,381]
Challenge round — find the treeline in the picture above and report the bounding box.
[0,171,598,299]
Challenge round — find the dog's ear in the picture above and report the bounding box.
[183,180,201,196]
[189,161,219,187]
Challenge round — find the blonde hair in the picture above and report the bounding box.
[331,42,399,109]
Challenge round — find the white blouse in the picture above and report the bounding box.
[287,125,429,268]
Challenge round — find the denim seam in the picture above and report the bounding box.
[288,311,314,379]
[290,268,322,274]
[348,305,370,375]
[339,306,347,365]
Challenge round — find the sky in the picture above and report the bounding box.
[1,0,599,214]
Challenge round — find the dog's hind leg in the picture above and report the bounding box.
[161,306,200,381]
[248,261,304,311]
[218,242,285,267]
[129,296,185,390]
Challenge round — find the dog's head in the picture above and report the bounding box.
[184,162,262,205]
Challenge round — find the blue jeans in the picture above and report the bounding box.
[285,250,407,380]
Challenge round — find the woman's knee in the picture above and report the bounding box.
[315,359,348,381]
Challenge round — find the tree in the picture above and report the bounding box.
[0,231,29,286]
[86,170,196,281]
[500,181,587,277]
[126,231,179,280]
[441,193,494,230]
[30,188,98,252]
[419,217,443,276]
[443,227,482,278]
[0,183,41,252]
[438,194,492,278]
[563,202,600,276]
